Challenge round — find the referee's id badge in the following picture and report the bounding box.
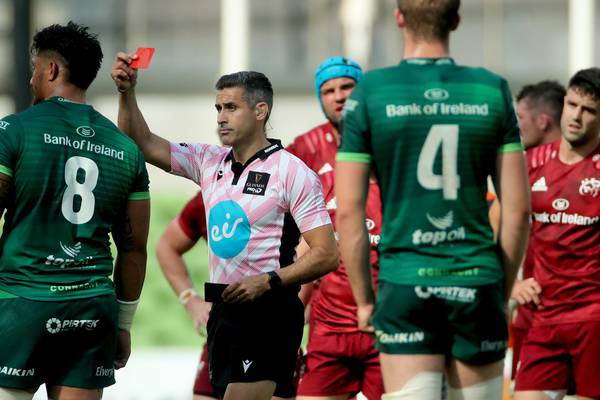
[243,171,270,196]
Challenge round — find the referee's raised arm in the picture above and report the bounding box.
[111,51,171,171]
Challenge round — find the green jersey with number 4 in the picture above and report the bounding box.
[0,96,150,300]
[338,58,522,286]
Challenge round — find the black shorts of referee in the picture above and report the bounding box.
[207,286,304,398]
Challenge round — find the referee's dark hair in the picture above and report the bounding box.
[568,68,600,101]
[516,81,565,127]
[31,21,103,90]
[216,71,274,124]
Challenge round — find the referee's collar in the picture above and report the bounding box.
[401,57,455,66]
[225,138,283,164]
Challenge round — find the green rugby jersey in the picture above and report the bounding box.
[338,58,523,286]
[0,96,150,300]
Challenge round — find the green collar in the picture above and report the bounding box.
[401,57,455,66]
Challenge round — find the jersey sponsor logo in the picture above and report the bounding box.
[45,241,94,269]
[76,125,95,138]
[60,241,81,257]
[579,177,600,198]
[414,286,477,303]
[243,171,270,196]
[50,281,101,293]
[365,218,380,246]
[318,163,333,175]
[480,340,507,352]
[533,211,599,226]
[242,360,253,373]
[0,365,35,377]
[45,317,99,334]
[0,120,10,130]
[326,197,337,210]
[43,133,124,160]
[424,88,449,101]
[418,267,480,278]
[375,330,425,344]
[209,200,251,259]
[386,102,489,118]
[342,99,359,115]
[96,366,114,377]
[531,177,548,192]
[413,211,466,246]
[551,198,570,211]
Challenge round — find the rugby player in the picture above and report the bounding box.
[0,22,150,400]
[111,57,338,400]
[335,1,531,399]
[514,68,600,400]
[286,56,384,400]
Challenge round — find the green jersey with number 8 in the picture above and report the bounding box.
[338,58,522,286]
[0,96,149,300]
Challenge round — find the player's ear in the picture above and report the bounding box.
[47,60,60,82]
[255,102,269,122]
[394,7,405,28]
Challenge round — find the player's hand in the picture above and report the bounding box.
[357,303,375,333]
[111,52,139,93]
[184,296,212,336]
[114,329,131,369]
[510,277,543,309]
[222,274,270,304]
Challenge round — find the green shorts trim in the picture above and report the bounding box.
[0,295,118,389]
[372,281,507,365]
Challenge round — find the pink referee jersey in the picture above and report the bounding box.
[170,139,331,284]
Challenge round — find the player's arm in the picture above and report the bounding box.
[0,173,11,219]
[335,161,374,332]
[111,52,170,171]
[495,151,531,301]
[156,218,211,332]
[112,198,150,368]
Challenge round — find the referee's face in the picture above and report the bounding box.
[215,87,259,147]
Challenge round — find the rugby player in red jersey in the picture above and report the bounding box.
[286,56,384,400]
[514,68,600,400]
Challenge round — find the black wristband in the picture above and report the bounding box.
[267,270,282,290]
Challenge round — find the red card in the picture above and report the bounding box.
[130,47,155,69]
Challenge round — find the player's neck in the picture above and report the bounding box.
[45,83,86,104]
[559,135,600,164]
[232,134,271,164]
[402,33,450,59]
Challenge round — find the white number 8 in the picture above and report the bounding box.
[61,156,98,224]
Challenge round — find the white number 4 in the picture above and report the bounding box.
[417,124,461,200]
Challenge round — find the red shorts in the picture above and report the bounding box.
[297,330,383,400]
[515,321,600,398]
[510,324,528,380]
[193,343,218,397]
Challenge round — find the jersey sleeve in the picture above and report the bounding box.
[0,115,23,177]
[177,192,207,241]
[283,158,331,233]
[128,150,150,200]
[497,79,524,153]
[337,82,372,164]
[170,142,214,186]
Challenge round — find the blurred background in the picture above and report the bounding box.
[1,0,597,398]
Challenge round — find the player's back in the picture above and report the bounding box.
[342,58,521,286]
[0,96,149,300]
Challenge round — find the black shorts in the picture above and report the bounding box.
[207,288,304,398]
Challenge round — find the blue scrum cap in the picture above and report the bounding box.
[314,56,363,100]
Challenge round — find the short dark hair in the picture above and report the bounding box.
[31,21,103,90]
[568,68,600,101]
[215,71,274,123]
[397,0,460,41]
[516,81,566,126]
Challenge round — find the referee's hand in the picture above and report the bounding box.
[222,274,270,304]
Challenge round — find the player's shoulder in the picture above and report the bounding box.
[279,148,319,178]
[527,141,560,170]
[0,114,21,133]
[288,122,335,156]
[454,64,507,84]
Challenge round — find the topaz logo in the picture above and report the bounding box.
[424,88,449,101]
[426,211,453,230]
[46,318,62,334]
[209,200,251,259]
[76,126,95,138]
[552,198,570,211]
[579,178,600,198]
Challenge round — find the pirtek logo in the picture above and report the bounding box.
[46,318,99,334]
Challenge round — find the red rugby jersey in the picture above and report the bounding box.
[178,192,208,242]
[287,122,383,334]
[525,140,600,326]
